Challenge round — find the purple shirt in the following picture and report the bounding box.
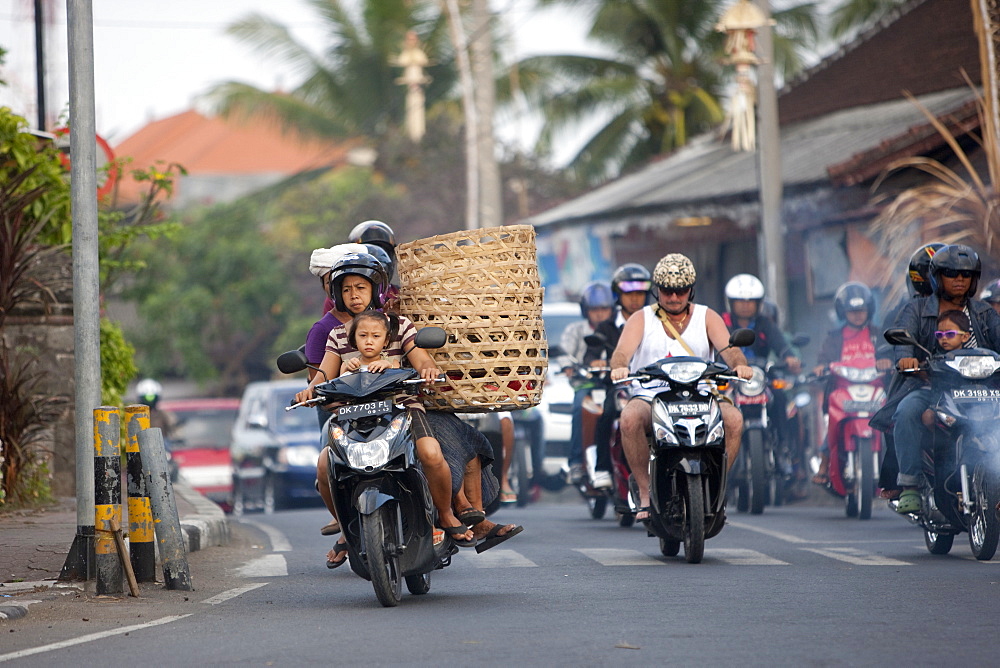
[305,312,345,364]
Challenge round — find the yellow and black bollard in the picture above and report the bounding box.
[125,405,156,582]
[94,406,124,595]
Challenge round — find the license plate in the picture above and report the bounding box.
[667,402,709,415]
[338,399,392,420]
[952,389,1000,400]
[843,400,880,412]
[736,393,768,405]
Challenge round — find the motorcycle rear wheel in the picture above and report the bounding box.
[405,572,432,595]
[924,528,955,555]
[683,473,706,564]
[363,506,403,607]
[748,430,767,515]
[969,463,1000,561]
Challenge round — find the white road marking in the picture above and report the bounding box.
[234,554,288,577]
[242,520,292,552]
[457,549,537,568]
[727,521,811,544]
[202,583,269,605]
[0,615,191,663]
[575,548,661,566]
[710,548,790,566]
[800,547,911,566]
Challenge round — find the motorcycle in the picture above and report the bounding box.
[728,362,790,515]
[619,328,755,563]
[816,362,885,519]
[884,328,1000,560]
[277,326,460,606]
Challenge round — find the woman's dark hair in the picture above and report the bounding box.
[937,309,971,332]
[348,309,399,350]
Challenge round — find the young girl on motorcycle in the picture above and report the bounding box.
[295,254,476,566]
[919,310,972,428]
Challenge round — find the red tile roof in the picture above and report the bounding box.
[111,109,356,204]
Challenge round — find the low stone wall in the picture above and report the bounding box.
[2,307,76,497]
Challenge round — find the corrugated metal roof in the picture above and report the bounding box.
[524,87,976,228]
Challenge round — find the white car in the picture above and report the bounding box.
[536,301,584,455]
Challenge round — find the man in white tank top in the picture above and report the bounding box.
[609,254,753,522]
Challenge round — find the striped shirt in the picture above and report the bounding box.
[326,314,424,410]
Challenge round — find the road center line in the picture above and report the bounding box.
[202,583,269,605]
[0,615,191,663]
[242,520,292,552]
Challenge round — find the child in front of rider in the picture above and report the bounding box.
[919,310,972,428]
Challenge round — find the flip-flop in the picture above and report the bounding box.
[457,507,487,527]
[500,490,517,504]
[475,523,523,554]
[326,540,349,569]
[635,506,652,523]
[440,524,477,548]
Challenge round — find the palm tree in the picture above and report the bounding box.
[203,0,456,142]
[502,0,819,184]
[826,0,907,42]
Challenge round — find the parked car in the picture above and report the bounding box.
[229,379,324,515]
[159,398,240,510]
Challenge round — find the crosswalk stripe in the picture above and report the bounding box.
[800,547,911,566]
[456,549,537,568]
[575,548,661,566]
[234,554,289,577]
[710,548,790,565]
[202,583,269,605]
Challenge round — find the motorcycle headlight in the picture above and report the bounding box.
[833,366,879,383]
[663,361,707,384]
[281,444,321,467]
[651,400,678,444]
[344,440,391,469]
[945,356,1000,379]
[739,367,767,397]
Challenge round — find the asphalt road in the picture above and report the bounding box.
[3,497,1000,666]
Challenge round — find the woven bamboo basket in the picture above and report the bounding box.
[397,225,547,412]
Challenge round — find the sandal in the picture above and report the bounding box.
[440,524,477,548]
[457,507,487,528]
[500,490,517,505]
[475,523,524,554]
[635,506,652,523]
[326,540,349,569]
[320,518,341,536]
[895,489,921,514]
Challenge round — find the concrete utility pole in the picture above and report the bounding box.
[470,0,502,229]
[755,0,788,326]
[60,0,102,580]
[443,0,479,230]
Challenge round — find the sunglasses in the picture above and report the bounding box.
[658,286,691,296]
[934,330,966,340]
[939,269,974,279]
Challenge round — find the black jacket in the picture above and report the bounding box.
[583,313,624,365]
[722,312,793,363]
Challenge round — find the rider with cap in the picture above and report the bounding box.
[610,254,752,522]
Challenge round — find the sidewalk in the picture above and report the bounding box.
[0,483,228,619]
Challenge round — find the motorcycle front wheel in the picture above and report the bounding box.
[363,505,403,607]
[683,473,706,564]
[857,438,875,520]
[748,430,767,515]
[588,495,608,520]
[969,463,1000,561]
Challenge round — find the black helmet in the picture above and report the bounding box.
[929,244,981,298]
[611,263,653,305]
[980,278,1000,304]
[349,220,395,253]
[908,242,945,296]
[579,281,614,317]
[329,252,389,312]
[363,243,395,281]
[833,281,874,323]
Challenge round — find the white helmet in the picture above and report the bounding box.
[136,378,162,405]
[725,274,765,300]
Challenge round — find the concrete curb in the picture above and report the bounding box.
[174,483,230,553]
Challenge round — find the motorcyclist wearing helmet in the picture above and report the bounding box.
[610,254,753,521]
[810,282,893,484]
[136,378,177,440]
[979,278,1000,316]
[562,281,615,484]
[582,263,654,486]
[873,243,1000,513]
[295,252,477,552]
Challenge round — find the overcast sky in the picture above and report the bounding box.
[0,0,595,155]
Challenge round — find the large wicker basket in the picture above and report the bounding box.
[397,225,547,412]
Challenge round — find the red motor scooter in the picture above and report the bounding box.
[819,362,886,519]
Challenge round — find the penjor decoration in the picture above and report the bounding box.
[716,0,773,152]
[394,30,432,142]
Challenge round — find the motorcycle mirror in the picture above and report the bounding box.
[414,326,447,349]
[549,344,566,358]
[584,333,608,348]
[883,328,918,347]
[729,328,756,348]
[276,349,308,374]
